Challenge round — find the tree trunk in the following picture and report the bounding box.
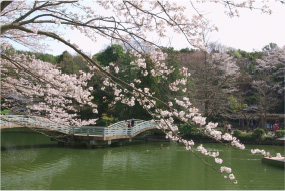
[241,119,244,131]
[246,119,249,132]
[264,112,267,133]
[260,114,266,131]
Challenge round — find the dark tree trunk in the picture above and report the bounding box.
[241,119,245,131]
[246,119,249,132]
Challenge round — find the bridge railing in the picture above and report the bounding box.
[0,115,71,133]
[1,115,161,138]
[131,120,160,135]
[71,126,104,136]
[70,119,160,137]
[104,127,131,136]
[70,126,131,136]
[0,115,35,127]
[107,119,145,129]
[70,120,142,136]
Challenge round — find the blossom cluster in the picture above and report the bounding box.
[203,122,245,150]
[251,149,283,159]
[250,149,266,155]
[220,166,237,184]
[1,50,98,127]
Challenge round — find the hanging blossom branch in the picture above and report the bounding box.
[95,48,249,184]
[98,45,284,183]
[102,47,284,183]
[1,43,98,127]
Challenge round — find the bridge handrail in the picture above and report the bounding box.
[131,120,160,135]
[0,115,70,133]
[1,115,161,138]
[107,119,145,129]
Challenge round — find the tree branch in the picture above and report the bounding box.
[1,1,12,12]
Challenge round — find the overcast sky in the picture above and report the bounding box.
[181,0,285,52]
[12,1,285,55]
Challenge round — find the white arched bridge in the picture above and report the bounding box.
[0,115,160,146]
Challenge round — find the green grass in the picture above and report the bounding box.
[0,109,11,115]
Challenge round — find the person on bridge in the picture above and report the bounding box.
[128,121,131,128]
[131,118,135,127]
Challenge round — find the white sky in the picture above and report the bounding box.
[11,1,285,55]
[182,0,285,52]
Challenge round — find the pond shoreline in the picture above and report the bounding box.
[134,134,285,146]
[1,127,284,147]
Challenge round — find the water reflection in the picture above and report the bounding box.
[1,144,58,151]
[1,156,71,190]
[1,129,284,190]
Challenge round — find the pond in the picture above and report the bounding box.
[1,128,284,190]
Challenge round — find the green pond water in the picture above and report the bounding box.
[1,128,284,190]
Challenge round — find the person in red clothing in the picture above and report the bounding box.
[274,123,279,136]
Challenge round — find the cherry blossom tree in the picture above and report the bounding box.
[251,46,285,130]
[177,49,240,122]
[0,0,281,184]
[1,45,98,126]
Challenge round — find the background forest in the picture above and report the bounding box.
[4,42,284,131]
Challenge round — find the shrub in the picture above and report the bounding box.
[276,130,285,138]
[233,129,242,137]
[264,133,275,139]
[179,124,210,140]
[238,132,253,142]
[219,129,226,134]
[179,122,197,136]
[0,109,11,115]
[252,128,265,140]
[96,119,108,126]
[263,133,275,143]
